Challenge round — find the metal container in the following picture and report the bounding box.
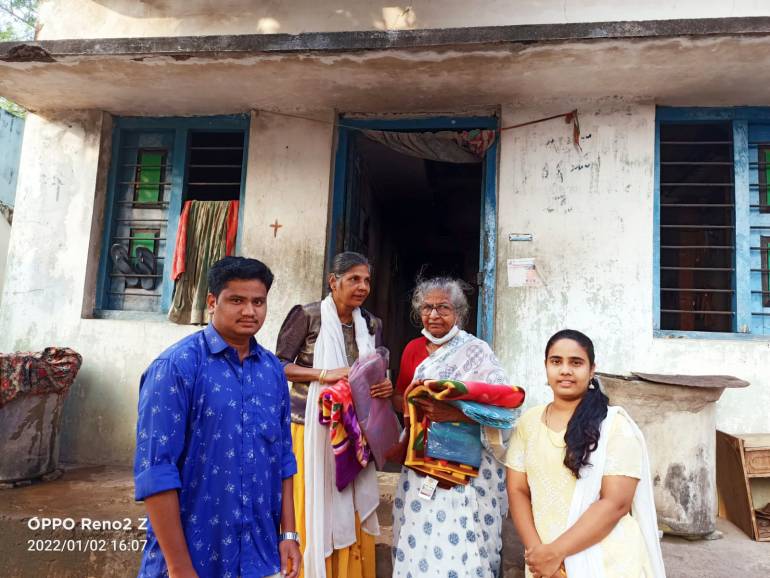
[598,372,748,538]
[0,392,67,482]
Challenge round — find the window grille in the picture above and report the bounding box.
[106,133,173,312]
[659,122,735,332]
[99,117,248,315]
[748,129,770,332]
[185,131,245,201]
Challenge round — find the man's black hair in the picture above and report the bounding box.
[207,256,274,297]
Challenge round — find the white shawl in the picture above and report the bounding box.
[302,295,380,578]
[564,406,666,578]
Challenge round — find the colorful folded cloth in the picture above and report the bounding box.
[0,348,82,408]
[404,379,525,486]
[318,379,372,491]
[420,379,526,407]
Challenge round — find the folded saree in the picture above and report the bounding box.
[405,379,525,486]
[450,400,519,429]
[348,348,402,470]
[318,380,372,491]
[426,421,483,468]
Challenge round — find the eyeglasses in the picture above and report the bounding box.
[419,303,455,317]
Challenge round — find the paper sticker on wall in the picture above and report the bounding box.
[507,258,544,288]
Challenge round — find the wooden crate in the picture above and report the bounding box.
[716,430,770,541]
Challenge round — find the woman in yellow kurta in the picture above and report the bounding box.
[276,252,392,578]
[505,329,665,578]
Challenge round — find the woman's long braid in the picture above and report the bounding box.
[563,376,609,478]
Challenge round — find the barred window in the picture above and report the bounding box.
[98,117,248,315]
[657,109,770,336]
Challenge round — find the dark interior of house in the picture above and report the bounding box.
[184,131,245,202]
[344,132,483,376]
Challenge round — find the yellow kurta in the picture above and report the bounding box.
[504,405,654,578]
[290,423,376,578]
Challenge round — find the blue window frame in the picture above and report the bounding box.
[95,115,249,315]
[655,107,770,337]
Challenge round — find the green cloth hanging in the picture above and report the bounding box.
[168,201,231,325]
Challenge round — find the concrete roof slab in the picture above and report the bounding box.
[2,19,770,114]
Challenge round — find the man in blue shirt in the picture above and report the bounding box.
[134,257,300,578]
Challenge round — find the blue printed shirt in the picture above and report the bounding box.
[134,324,297,578]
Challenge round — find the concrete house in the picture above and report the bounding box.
[1,0,769,479]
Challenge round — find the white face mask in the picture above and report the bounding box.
[422,324,460,345]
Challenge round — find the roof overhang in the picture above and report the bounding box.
[3,17,770,115]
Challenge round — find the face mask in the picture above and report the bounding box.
[422,324,460,345]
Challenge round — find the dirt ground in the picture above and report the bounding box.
[1,466,768,577]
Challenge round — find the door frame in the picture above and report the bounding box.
[326,114,500,344]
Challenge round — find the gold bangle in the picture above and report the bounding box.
[319,369,327,384]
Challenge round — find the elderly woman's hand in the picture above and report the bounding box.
[412,397,471,423]
[370,377,393,398]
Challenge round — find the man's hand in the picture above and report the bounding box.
[279,539,301,578]
[370,377,393,398]
[144,491,197,578]
[413,397,469,423]
[168,565,199,578]
[524,543,566,578]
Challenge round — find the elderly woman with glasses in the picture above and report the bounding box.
[391,276,512,578]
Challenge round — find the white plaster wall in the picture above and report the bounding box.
[0,110,335,465]
[37,0,770,40]
[495,101,769,435]
[239,110,335,347]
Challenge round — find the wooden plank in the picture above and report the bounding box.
[746,447,770,475]
[716,431,756,539]
[741,433,770,449]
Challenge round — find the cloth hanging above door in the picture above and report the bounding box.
[361,129,495,163]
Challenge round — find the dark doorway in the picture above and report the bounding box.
[334,130,484,378]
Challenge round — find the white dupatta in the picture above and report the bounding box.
[302,295,380,578]
[564,406,666,578]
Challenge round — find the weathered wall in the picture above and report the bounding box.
[239,109,335,344]
[36,0,770,40]
[0,111,193,465]
[2,101,768,467]
[0,109,335,466]
[495,101,770,435]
